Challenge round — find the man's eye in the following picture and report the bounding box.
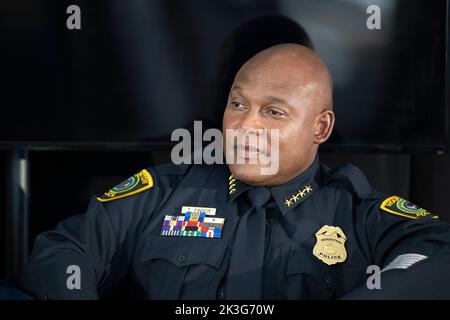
[265,108,285,118]
[231,101,245,109]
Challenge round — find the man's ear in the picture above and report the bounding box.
[313,110,335,144]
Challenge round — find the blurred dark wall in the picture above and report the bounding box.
[0,151,6,278]
[0,0,446,150]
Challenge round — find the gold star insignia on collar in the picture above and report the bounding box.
[229,175,237,194]
[283,185,313,207]
[284,199,293,207]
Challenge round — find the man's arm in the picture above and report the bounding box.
[343,196,450,299]
[19,169,162,299]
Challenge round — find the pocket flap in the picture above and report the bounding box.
[141,235,228,270]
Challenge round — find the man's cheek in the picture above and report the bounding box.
[222,119,236,132]
[222,113,231,129]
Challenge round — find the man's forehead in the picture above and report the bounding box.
[231,72,318,106]
[233,70,300,93]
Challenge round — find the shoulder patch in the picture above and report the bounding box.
[379,195,438,220]
[96,169,154,202]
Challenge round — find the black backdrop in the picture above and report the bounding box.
[0,0,448,150]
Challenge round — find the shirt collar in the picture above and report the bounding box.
[227,156,321,215]
[227,174,253,203]
[270,157,320,215]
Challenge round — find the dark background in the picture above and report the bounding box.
[0,0,449,279]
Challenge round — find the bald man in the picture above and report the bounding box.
[224,44,334,186]
[20,44,450,300]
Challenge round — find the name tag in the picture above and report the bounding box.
[181,206,216,216]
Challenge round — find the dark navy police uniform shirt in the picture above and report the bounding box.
[20,158,450,299]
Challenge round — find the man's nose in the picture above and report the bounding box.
[238,108,263,133]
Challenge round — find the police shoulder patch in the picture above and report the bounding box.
[96,169,154,202]
[379,195,438,220]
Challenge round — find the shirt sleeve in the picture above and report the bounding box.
[343,196,450,299]
[19,169,164,300]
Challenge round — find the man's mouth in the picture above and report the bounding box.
[235,144,265,159]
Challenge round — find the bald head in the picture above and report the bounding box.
[223,43,336,186]
[234,43,333,112]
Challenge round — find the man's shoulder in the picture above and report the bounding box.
[321,162,381,200]
[321,162,438,221]
[93,163,189,203]
[95,163,228,203]
[152,162,228,180]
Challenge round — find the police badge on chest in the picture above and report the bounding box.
[313,225,347,265]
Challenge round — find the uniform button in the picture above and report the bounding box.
[176,254,186,263]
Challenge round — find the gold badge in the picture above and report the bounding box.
[313,225,347,265]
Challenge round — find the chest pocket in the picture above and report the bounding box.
[141,235,229,299]
[280,247,364,300]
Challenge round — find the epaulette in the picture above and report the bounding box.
[153,163,191,177]
[324,163,378,200]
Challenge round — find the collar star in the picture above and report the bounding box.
[281,184,315,210]
[284,199,293,207]
[229,156,320,214]
[228,175,237,194]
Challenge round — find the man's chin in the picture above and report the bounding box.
[227,163,272,186]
